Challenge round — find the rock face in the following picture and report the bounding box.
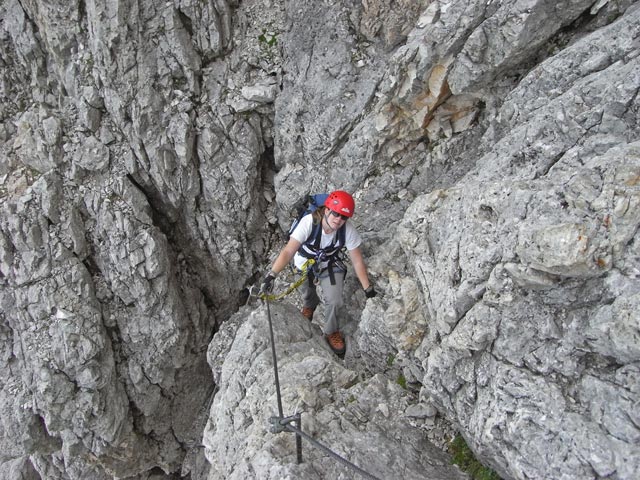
[204,302,468,480]
[0,0,639,479]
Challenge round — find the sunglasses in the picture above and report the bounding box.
[329,210,349,221]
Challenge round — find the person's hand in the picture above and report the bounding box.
[364,285,377,298]
[260,272,276,295]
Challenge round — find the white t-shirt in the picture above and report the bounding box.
[290,214,362,270]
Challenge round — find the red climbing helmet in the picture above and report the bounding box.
[324,190,355,217]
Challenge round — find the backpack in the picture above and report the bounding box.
[287,193,329,238]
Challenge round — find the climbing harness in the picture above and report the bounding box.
[260,295,381,480]
[292,207,348,287]
[297,220,346,264]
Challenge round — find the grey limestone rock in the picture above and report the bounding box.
[203,302,468,480]
[1,0,640,479]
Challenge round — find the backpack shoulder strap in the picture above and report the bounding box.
[336,223,346,247]
[309,219,323,250]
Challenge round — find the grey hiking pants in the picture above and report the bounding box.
[301,266,346,335]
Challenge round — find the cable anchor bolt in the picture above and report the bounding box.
[269,414,301,434]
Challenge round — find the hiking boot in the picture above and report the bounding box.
[301,307,315,321]
[325,331,346,355]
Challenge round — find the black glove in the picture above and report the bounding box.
[260,272,276,295]
[364,285,377,298]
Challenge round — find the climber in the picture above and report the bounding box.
[260,190,377,356]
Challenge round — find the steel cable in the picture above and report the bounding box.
[265,297,284,418]
[283,422,382,480]
[263,296,382,480]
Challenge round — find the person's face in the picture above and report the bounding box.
[325,209,348,229]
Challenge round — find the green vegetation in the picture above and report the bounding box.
[386,353,395,367]
[257,28,279,62]
[449,435,502,480]
[258,29,277,47]
[396,374,407,389]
